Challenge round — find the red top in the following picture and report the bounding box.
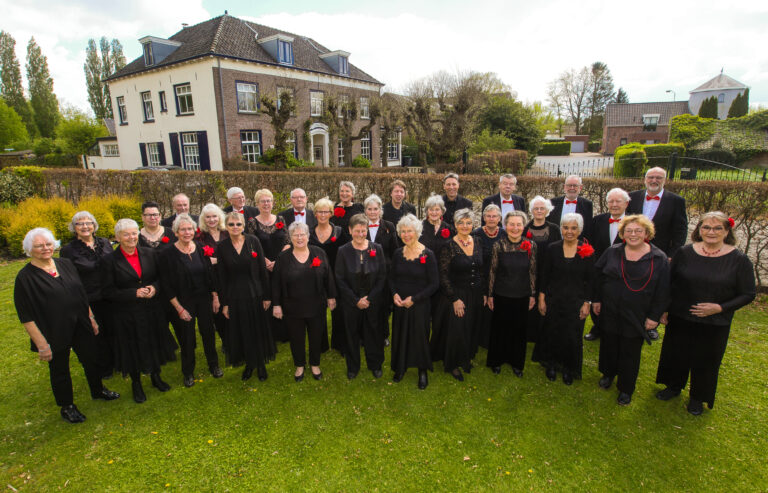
[120,247,142,278]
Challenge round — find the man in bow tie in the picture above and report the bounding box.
[222,187,258,222]
[548,175,593,239]
[480,173,526,225]
[279,188,317,229]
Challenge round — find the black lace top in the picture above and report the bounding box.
[246,216,289,261]
[439,237,484,302]
[139,226,175,251]
[488,236,537,298]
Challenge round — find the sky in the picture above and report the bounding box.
[1,0,766,116]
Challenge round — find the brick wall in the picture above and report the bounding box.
[603,125,670,154]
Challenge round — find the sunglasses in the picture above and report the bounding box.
[227,222,243,227]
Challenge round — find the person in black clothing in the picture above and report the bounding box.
[195,203,229,347]
[222,187,259,222]
[60,211,115,377]
[160,214,222,387]
[593,215,670,406]
[442,173,473,228]
[278,188,317,229]
[139,201,174,250]
[383,179,416,240]
[487,210,537,377]
[535,213,594,385]
[363,194,399,261]
[217,212,275,381]
[331,181,364,234]
[420,194,455,259]
[432,208,483,381]
[15,228,119,423]
[101,219,176,403]
[272,222,337,382]
[161,193,199,228]
[549,175,593,239]
[472,204,503,349]
[389,214,439,389]
[480,173,526,226]
[335,214,388,379]
[655,212,755,415]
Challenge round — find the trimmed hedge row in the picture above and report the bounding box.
[613,142,686,176]
[539,142,571,156]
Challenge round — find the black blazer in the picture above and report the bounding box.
[443,194,473,226]
[550,196,594,239]
[278,207,318,229]
[159,245,214,309]
[334,242,388,309]
[481,193,526,225]
[223,205,259,223]
[367,219,399,261]
[627,189,687,257]
[100,247,161,308]
[161,213,199,228]
[588,213,625,260]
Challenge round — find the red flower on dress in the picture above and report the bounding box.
[369,249,377,257]
[330,236,337,243]
[526,231,532,239]
[196,228,201,234]
[419,255,427,264]
[161,236,170,244]
[727,217,735,228]
[440,228,450,238]
[251,251,258,258]
[275,221,284,230]
[519,240,532,257]
[311,257,322,267]
[576,243,595,259]
[334,207,345,218]
[202,245,215,257]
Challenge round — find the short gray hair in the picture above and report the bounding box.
[443,172,459,183]
[288,221,309,239]
[172,193,190,205]
[453,208,475,225]
[499,173,517,184]
[172,213,197,233]
[606,187,630,203]
[565,174,583,186]
[529,195,555,216]
[114,218,139,237]
[560,212,584,232]
[397,213,423,237]
[645,167,667,178]
[339,181,356,196]
[226,187,244,200]
[68,211,99,234]
[483,203,502,217]
[198,203,226,233]
[363,193,383,209]
[22,228,59,257]
[290,188,307,199]
[424,194,446,214]
[504,210,528,226]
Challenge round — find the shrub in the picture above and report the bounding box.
[104,195,143,226]
[669,114,716,148]
[467,129,516,156]
[614,143,647,178]
[2,165,45,192]
[690,148,738,166]
[351,155,372,168]
[0,172,34,204]
[539,141,571,156]
[32,137,59,156]
[588,141,601,153]
[467,149,528,174]
[698,96,719,119]
[643,143,686,167]
[75,196,120,238]
[0,197,76,256]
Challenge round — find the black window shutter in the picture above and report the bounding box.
[139,143,148,167]
[197,131,210,171]
[173,87,180,115]
[169,133,181,166]
[157,142,166,165]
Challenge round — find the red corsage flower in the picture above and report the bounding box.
[202,245,215,257]
[526,231,532,239]
[161,236,170,244]
[440,228,450,238]
[275,221,284,230]
[369,249,377,258]
[330,236,337,243]
[334,207,345,218]
[311,257,322,267]
[519,240,532,257]
[419,255,427,264]
[251,251,258,258]
[196,228,201,234]
[727,217,735,228]
[576,243,594,259]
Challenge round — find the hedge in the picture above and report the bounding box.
[539,141,571,156]
[587,141,601,153]
[466,149,528,174]
[643,143,686,166]
[613,144,647,177]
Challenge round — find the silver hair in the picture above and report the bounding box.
[396,213,423,237]
[645,167,667,178]
[606,187,630,203]
[226,187,244,200]
[560,212,584,232]
[22,228,60,257]
[565,174,583,186]
[198,203,226,233]
[68,210,99,234]
[172,213,197,234]
[443,172,459,183]
[453,208,475,225]
[483,203,502,217]
[529,195,555,216]
[288,221,310,239]
[424,194,446,214]
[499,173,517,184]
[339,181,356,196]
[363,193,383,209]
[504,210,528,226]
[290,188,307,198]
[172,193,190,204]
[114,218,139,237]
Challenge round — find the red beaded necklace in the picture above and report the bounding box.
[620,251,654,292]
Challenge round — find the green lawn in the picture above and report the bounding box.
[0,259,766,491]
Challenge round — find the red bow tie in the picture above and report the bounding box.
[502,200,514,204]
[609,217,622,224]
[368,224,379,228]
[565,200,577,205]
[294,211,305,216]
[646,195,660,201]
[235,209,244,214]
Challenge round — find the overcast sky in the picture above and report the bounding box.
[1,0,766,115]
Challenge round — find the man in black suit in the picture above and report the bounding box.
[278,188,317,229]
[442,173,473,227]
[222,187,259,222]
[480,173,526,225]
[161,193,199,228]
[549,175,593,239]
[584,187,630,341]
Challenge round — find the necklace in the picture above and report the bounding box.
[700,244,723,256]
[456,236,472,247]
[483,226,499,238]
[620,252,654,292]
[177,242,195,256]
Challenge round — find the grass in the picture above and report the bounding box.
[0,259,766,491]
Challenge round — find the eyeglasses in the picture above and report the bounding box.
[700,225,725,232]
[646,176,665,181]
[74,222,94,227]
[227,222,243,227]
[316,210,332,215]
[624,228,646,235]
[32,242,54,249]
[291,233,308,238]
[143,213,160,217]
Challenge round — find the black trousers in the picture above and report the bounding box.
[486,295,529,370]
[599,332,644,395]
[48,328,104,407]
[91,300,115,377]
[285,314,325,367]
[656,315,731,408]
[588,307,601,336]
[343,304,384,374]
[170,294,218,376]
[330,308,346,354]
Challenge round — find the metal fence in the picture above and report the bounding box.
[529,157,614,178]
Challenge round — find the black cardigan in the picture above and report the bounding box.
[159,244,215,308]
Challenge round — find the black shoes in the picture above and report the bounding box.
[294,372,304,382]
[563,373,573,386]
[451,369,464,382]
[491,367,501,375]
[184,375,195,387]
[257,366,268,381]
[60,404,86,423]
[392,372,404,383]
[598,375,613,389]
[150,373,170,392]
[372,369,383,379]
[656,387,681,401]
[417,370,428,390]
[687,399,704,416]
[92,387,120,401]
[617,392,632,405]
[132,380,147,403]
[546,368,557,381]
[312,370,323,381]
[347,371,358,380]
[512,368,523,378]
[210,366,224,378]
[241,367,254,381]
[584,331,599,341]
[648,329,660,341]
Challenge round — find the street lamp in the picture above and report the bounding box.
[666,89,676,101]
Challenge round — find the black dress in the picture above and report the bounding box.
[656,245,755,408]
[420,219,455,322]
[139,227,175,251]
[194,229,229,345]
[216,235,275,369]
[310,224,346,353]
[389,247,439,374]
[247,216,289,343]
[471,226,502,349]
[534,241,595,379]
[331,203,365,234]
[523,221,562,345]
[431,237,484,372]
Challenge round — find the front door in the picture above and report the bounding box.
[313,145,323,166]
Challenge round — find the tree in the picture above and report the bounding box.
[0,31,35,137]
[0,97,28,148]
[546,81,566,137]
[615,87,629,104]
[552,67,591,134]
[478,94,542,157]
[56,105,108,155]
[727,88,749,118]
[585,62,615,138]
[527,101,560,136]
[83,37,125,120]
[259,90,297,168]
[26,37,59,138]
[698,96,718,119]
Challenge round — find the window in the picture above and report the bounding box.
[277,40,293,65]
[143,43,154,66]
[277,86,295,114]
[339,56,349,75]
[286,131,297,157]
[181,133,200,170]
[141,92,154,122]
[642,114,659,131]
[361,131,371,160]
[718,93,725,103]
[147,143,161,166]
[159,91,167,112]
[620,138,628,146]
[241,130,262,163]
[310,91,324,116]
[338,94,349,118]
[236,82,259,113]
[174,83,194,115]
[102,144,119,157]
[360,97,370,119]
[338,138,345,166]
[387,132,399,160]
[116,96,127,124]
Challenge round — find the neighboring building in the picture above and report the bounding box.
[85,136,122,170]
[564,135,589,153]
[688,73,748,120]
[602,101,690,155]
[105,14,393,171]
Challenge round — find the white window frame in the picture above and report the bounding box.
[159,91,167,112]
[360,97,370,119]
[241,130,262,163]
[361,131,371,160]
[286,130,297,157]
[339,56,349,75]
[175,84,194,115]
[338,138,345,166]
[117,96,127,124]
[278,40,293,65]
[387,132,399,160]
[141,91,154,122]
[147,143,161,166]
[277,86,295,115]
[236,82,259,113]
[718,93,725,103]
[338,94,349,118]
[143,43,153,66]
[102,144,119,157]
[310,91,324,117]
[181,133,200,170]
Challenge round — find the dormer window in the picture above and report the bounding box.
[320,50,351,76]
[642,114,659,131]
[257,34,295,66]
[143,43,154,66]
[138,36,181,66]
[278,40,293,65]
[339,56,349,76]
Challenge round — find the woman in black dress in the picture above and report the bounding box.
[15,228,119,423]
[217,212,274,381]
[139,201,174,250]
[246,189,289,343]
[472,204,503,349]
[390,214,439,389]
[272,222,337,382]
[195,203,228,347]
[331,181,364,234]
[160,214,222,387]
[593,214,670,406]
[382,179,416,241]
[420,194,454,259]
[60,211,115,376]
[535,213,594,385]
[432,208,483,381]
[335,213,388,379]
[655,212,755,415]
[101,219,176,403]
[487,210,537,377]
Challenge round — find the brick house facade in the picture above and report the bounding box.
[602,101,690,155]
